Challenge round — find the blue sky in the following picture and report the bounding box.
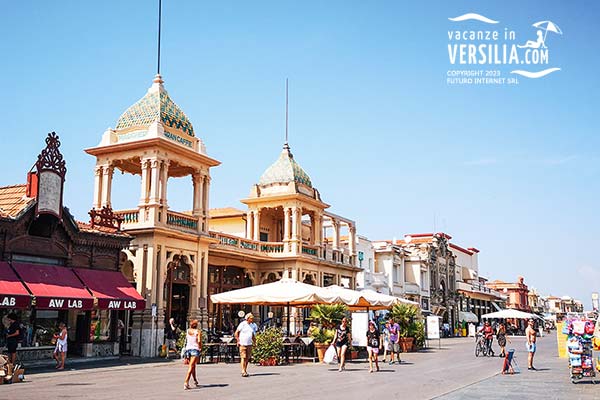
[2,1,599,307]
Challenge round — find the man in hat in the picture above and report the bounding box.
[235,313,256,377]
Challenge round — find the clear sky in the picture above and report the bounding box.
[2,1,599,307]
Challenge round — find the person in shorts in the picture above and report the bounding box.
[366,320,380,373]
[53,322,68,370]
[525,319,537,370]
[235,313,256,377]
[5,313,20,365]
[332,317,351,372]
[388,317,401,364]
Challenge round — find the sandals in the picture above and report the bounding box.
[184,383,190,390]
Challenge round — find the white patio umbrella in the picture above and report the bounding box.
[359,289,420,308]
[323,286,420,310]
[481,309,543,320]
[210,278,339,306]
[532,20,562,44]
[210,278,341,335]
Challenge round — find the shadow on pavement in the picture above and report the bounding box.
[248,373,280,377]
[199,383,229,388]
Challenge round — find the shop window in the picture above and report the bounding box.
[323,274,335,287]
[90,310,113,342]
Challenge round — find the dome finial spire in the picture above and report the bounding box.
[284,78,289,150]
[156,0,162,76]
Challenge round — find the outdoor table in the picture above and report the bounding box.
[282,342,302,363]
[204,343,222,363]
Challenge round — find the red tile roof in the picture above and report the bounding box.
[209,207,246,218]
[0,184,35,218]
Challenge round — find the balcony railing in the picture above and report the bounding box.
[302,244,318,256]
[208,231,354,266]
[114,209,139,225]
[166,210,198,231]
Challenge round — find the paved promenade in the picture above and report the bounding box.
[2,333,597,400]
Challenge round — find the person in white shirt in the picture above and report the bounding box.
[234,313,257,377]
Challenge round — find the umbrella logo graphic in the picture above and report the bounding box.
[518,20,562,49]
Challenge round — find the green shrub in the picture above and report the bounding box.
[252,327,284,364]
[389,303,420,338]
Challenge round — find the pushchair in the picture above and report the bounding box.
[502,349,519,374]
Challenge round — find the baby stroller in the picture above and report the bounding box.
[502,349,519,374]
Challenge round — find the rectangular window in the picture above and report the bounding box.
[259,232,269,242]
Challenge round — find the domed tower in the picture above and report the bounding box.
[243,142,335,256]
[85,74,220,356]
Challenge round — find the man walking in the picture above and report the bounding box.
[526,319,537,370]
[388,317,401,364]
[235,313,256,377]
[164,318,179,358]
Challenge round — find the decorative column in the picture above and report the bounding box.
[139,159,150,205]
[101,164,114,208]
[93,165,103,210]
[291,207,298,240]
[202,176,210,217]
[160,160,170,207]
[192,173,203,216]
[283,207,291,243]
[253,209,261,241]
[332,219,340,250]
[149,158,161,204]
[348,225,356,254]
[245,211,254,239]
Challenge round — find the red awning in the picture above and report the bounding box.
[13,263,94,310]
[0,262,31,308]
[73,268,145,311]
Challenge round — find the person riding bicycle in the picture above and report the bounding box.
[478,321,495,356]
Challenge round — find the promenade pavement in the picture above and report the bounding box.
[2,332,597,400]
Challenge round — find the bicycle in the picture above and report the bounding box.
[475,334,489,357]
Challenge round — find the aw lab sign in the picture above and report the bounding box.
[37,297,94,310]
[0,295,30,308]
[99,299,144,310]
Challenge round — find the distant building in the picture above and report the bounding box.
[486,276,531,312]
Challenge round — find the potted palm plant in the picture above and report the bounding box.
[308,304,347,362]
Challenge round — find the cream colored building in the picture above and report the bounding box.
[86,73,361,356]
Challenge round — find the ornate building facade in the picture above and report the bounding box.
[86,74,361,355]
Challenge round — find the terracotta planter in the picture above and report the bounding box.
[259,356,278,366]
[399,337,414,353]
[315,343,329,363]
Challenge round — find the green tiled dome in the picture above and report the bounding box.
[259,145,313,188]
[115,75,195,137]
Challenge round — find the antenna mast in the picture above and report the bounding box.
[157,0,162,75]
[285,78,289,148]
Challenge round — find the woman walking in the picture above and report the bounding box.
[183,319,202,390]
[366,320,380,373]
[497,322,510,358]
[331,317,351,372]
[53,322,68,370]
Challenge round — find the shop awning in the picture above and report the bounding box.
[459,311,479,323]
[0,262,31,308]
[13,263,94,310]
[73,268,145,310]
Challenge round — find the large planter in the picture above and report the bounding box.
[399,337,415,353]
[315,343,329,363]
[259,356,278,366]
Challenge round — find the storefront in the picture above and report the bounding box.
[0,133,143,361]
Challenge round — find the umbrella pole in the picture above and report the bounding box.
[287,302,291,335]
